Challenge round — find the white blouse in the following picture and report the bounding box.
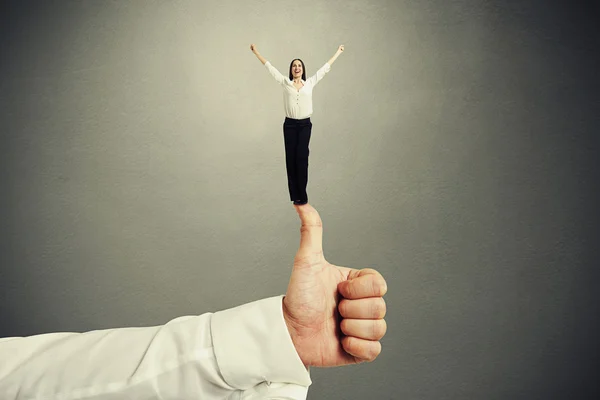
[265,61,331,120]
[0,296,311,399]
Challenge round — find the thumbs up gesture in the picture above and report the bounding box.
[283,204,388,367]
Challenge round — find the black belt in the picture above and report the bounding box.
[285,117,311,123]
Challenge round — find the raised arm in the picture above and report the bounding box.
[306,45,345,87]
[250,43,267,65]
[327,45,344,66]
[251,43,286,85]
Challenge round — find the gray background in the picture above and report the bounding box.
[1,0,598,399]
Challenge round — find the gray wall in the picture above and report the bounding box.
[1,0,598,399]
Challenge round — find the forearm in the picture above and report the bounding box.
[0,314,234,399]
[327,50,342,66]
[253,51,267,65]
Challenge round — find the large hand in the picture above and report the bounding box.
[283,204,387,367]
[338,44,345,52]
[250,43,257,53]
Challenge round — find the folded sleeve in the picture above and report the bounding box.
[306,63,331,87]
[0,295,311,400]
[265,61,287,85]
[211,295,312,389]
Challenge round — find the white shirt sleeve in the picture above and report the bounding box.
[306,63,331,87]
[0,295,311,400]
[264,61,287,85]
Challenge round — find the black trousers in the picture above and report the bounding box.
[283,117,312,202]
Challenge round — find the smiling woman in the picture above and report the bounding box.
[250,43,344,205]
[289,59,306,82]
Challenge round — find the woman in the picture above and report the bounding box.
[250,43,344,205]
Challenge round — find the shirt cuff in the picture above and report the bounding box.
[210,295,312,390]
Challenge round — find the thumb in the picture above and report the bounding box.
[294,203,323,258]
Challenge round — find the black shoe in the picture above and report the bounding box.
[293,200,308,205]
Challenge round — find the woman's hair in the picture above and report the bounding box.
[289,59,307,81]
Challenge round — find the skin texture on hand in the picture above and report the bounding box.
[283,204,388,367]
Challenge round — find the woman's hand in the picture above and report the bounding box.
[328,45,345,66]
[251,44,267,65]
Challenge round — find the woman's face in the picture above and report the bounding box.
[292,60,303,79]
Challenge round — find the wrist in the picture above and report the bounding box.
[282,297,309,367]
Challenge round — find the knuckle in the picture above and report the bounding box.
[369,342,382,361]
[338,299,349,317]
[369,279,378,297]
[360,341,380,362]
[378,298,387,318]
[373,319,387,340]
[365,345,380,362]
[348,281,359,298]
[339,281,350,298]
[342,334,353,347]
[343,335,356,354]
[376,276,387,296]
[372,298,386,318]
[379,319,388,339]
[340,319,350,335]
[366,275,386,297]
